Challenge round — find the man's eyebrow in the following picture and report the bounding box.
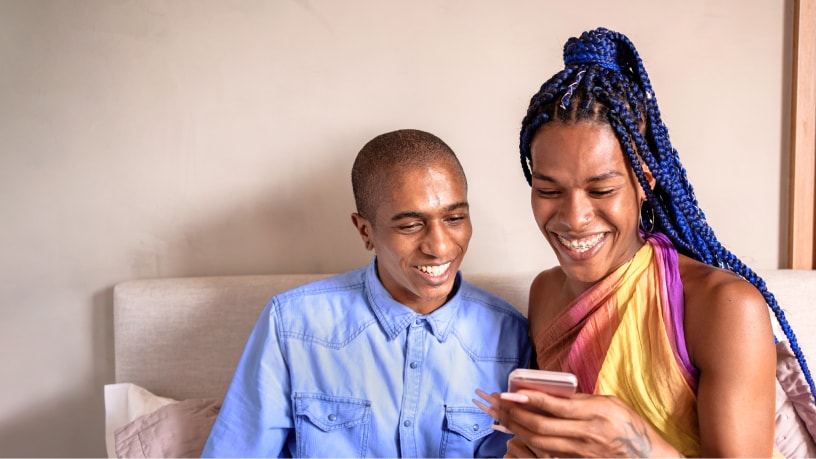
[390,202,469,222]
[446,201,470,212]
[531,170,624,183]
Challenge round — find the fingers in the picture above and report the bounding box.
[473,397,491,416]
[491,390,598,458]
[475,389,515,435]
[505,389,591,421]
[475,388,500,405]
[476,387,589,447]
[507,437,561,459]
[492,423,513,435]
[492,391,583,455]
[505,438,535,458]
[473,388,500,419]
[500,391,531,404]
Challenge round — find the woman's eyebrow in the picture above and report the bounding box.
[587,171,625,183]
[531,170,624,183]
[531,172,556,182]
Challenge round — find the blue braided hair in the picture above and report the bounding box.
[519,27,816,405]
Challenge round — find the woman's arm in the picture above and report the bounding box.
[681,259,777,457]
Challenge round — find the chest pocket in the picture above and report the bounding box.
[439,406,496,457]
[294,393,371,458]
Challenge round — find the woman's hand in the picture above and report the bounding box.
[474,389,681,458]
[505,437,542,458]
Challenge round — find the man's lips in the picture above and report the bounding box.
[416,261,452,277]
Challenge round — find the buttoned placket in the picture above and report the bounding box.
[399,317,426,457]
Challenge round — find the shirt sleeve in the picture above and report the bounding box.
[201,299,292,458]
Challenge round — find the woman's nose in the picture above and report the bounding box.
[559,194,593,229]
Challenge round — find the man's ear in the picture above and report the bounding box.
[351,213,374,251]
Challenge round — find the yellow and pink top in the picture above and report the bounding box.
[534,232,701,457]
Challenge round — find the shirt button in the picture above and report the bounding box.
[410,361,418,369]
[404,420,412,427]
[328,414,337,421]
[472,424,479,431]
[414,319,422,326]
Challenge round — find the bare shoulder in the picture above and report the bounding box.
[529,267,567,329]
[678,254,773,366]
[678,254,766,310]
[531,266,565,294]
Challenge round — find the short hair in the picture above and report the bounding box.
[519,27,816,403]
[351,129,467,221]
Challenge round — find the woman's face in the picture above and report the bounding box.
[529,121,646,287]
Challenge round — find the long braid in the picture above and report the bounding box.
[519,27,816,405]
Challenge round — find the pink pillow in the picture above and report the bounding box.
[774,341,816,458]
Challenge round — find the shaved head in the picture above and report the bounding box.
[351,129,467,221]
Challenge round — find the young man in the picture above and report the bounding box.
[202,129,530,457]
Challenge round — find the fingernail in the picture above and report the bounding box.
[472,398,490,413]
[500,392,529,403]
[491,423,512,434]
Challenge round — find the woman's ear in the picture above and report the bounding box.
[642,162,656,192]
[634,161,656,202]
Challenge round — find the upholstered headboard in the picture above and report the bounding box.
[112,272,538,401]
[112,269,816,402]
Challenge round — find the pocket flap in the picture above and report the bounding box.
[445,406,496,441]
[294,394,370,432]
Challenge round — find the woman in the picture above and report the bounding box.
[476,27,816,457]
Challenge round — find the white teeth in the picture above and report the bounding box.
[418,262,451,276]
[557,233,605,253]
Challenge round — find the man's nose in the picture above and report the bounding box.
[421,221,449,256]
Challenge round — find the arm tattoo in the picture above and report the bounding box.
[610,419,653,457]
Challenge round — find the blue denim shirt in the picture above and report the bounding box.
[202,258,530,458]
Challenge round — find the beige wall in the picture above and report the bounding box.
[0,1,790,456]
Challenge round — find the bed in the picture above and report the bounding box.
[105,269,816,457]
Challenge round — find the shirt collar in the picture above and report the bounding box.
[365,257,462,342]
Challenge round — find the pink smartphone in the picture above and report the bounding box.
[507,368,578,398]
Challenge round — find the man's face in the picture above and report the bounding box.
[351,161,471,314]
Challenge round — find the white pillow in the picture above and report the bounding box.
[104,383,177,458]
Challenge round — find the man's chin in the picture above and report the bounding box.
[408,283,455,310]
